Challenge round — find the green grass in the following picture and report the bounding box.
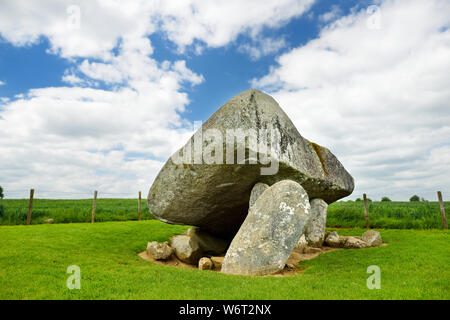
[328,201,449,229]
[0,221,448,299]
[0,198,152,225]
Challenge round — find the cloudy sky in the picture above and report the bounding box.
[0,0,449,201]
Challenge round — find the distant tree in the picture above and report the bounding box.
[381,197,391,202]
[355,198,362,202]
[420,197,426,202]
[0,186,3,199]
[410,195,420,202]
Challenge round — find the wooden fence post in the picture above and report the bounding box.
[26,189,34,225]
[437,191,448,230]
[138,191,142,221]
[91,190,98,224]
[363,193,370,228]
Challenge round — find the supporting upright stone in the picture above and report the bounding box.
[249,182,269,207]
[221,180,311,276]
[304,198,328,247]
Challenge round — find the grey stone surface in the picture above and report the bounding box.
[147,89,354,238]
[211,256,224,270]
[221,180,311,276]
[324,231,340,247]
[343,236,369,249]
[361,230,382,247]
[305,198,328,247]
[185,227,229,255]
[146,241,173,260]
[295,234,308,253]
[249,182,269,207]
[324,233,370,249]
[169,235,202,264]
[198,257,213,270]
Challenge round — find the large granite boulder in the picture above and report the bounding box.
[148,89,354,238]
[221,180,311,276]
[305,198,328,247]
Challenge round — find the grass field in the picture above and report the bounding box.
[0,198,448,229]
[327,201,449,229]
[0,221,448,299]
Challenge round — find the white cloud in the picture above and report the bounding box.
[0,83,199,198]
[0,81,5,86]
[61,70,98,87]
[0,0,314,198]
[0,28,203,197]
[318,5,342,23]
[156,0,314,51]
[0,0,158,59]
[253,0,450,200]
[61,73,84,85]
[0,0,314,58]
[238,37,287,60]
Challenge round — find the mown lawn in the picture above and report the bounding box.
[0,221,448,299]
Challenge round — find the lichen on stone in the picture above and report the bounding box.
[310,142,329,176]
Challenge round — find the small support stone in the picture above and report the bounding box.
[305,198,328,247]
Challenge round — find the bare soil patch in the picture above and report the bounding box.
[138,246,343,277]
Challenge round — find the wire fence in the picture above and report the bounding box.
[0,188,447,230]
[3,189,142,199]
[0,188,151,225]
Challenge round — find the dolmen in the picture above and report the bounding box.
[147,89,354,276]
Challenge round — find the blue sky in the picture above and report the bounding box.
[0,0,449,201]
[0,0,361,120]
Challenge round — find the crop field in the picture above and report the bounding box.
[0,198,448,229]
[327,201,449,229]
[0,198,152,225]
